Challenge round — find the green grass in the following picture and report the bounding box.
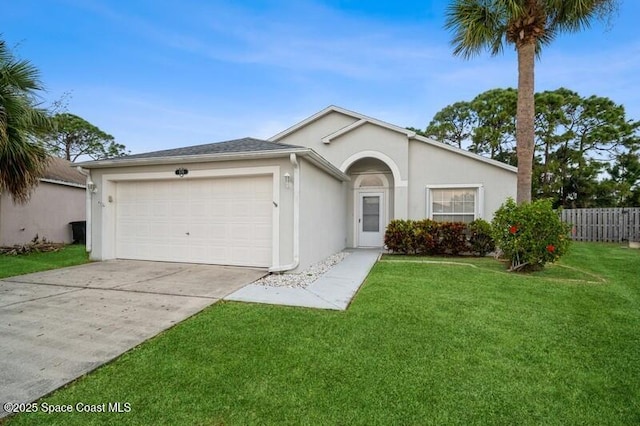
[6,243,640,425]
[0,244,89,279]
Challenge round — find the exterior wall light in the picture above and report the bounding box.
[175,167,189,177]
[87,181,98,193]
[284,172,291,188]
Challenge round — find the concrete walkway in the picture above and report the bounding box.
[225,249,381,310]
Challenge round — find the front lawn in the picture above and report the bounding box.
[7,243,640,425]
[0,244,89,279]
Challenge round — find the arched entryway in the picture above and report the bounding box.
[344,157,395,247]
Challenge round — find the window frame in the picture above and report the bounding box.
[425,184,484,222]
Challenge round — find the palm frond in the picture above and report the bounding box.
[0,36,50,202]
[0,129,49,203]
[445,0,509,59]
[1,60,44,92]
[546,0,619,33]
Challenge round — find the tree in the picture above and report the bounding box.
[469,88,517,164]
[608,151,640,206]
[44,113,127,161]
[445,0,619,204]
[423,88,518,161]
[532,88,577,198]
[420,87,640,208]
[0,39,52,203]
[425,101,475,149]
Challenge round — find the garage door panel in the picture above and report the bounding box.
[211,203,230,217]
[151,204,170,217]
[253,224,272,242]
[115,176,272,267]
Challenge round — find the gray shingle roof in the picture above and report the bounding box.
[120,137,302,160]
[42,157,86,185]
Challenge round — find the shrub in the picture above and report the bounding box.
[467,219,495,256]
[414,219,439,254]
[439,222,468,255]
[384,219,496,256]
[384,219,416,254]
[491,198,571,271]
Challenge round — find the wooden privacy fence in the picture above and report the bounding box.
[560,207,640,242]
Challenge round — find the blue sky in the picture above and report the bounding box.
[3,0,639,155]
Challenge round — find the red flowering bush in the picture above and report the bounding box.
[491,198,571,271]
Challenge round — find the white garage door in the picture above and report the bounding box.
[115,175,272,267]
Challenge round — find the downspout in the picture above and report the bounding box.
[269,153,300,273]
[76,167,92,253]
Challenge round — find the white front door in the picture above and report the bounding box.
[358,192,384,247]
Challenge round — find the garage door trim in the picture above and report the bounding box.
[98,166,280,267]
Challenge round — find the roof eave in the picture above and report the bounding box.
[39,178,87,189]
[75,149,307,168]
[76,148,350,182]
[296,150,350,182]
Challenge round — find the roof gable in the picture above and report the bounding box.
[269,105,516,174]
[268,105,416,143]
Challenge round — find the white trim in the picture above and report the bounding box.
[78,149,303,168]
[77,149,349,182]
[356,191,386,247]
[100,166,280,268]
[267,105,513,175]
[39,178,86,189]
[425,183,484,189]
[353,173,390,189]
[101,167,279,182]
[269,153,300,273]
[269,105,416,142]
[321,119,366,143]
[425,184,484,221]
[75,167,92,253]
[339,150,407,187]
[352,174,390,246]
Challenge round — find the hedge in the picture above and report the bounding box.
[384,219,493,256]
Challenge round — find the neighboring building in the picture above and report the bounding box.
[0,157,86,246]
[78,106,517,271]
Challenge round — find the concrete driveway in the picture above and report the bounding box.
[0,260,265,417]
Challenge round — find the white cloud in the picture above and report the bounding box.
[52,0,640,153]
[67,0,449,81]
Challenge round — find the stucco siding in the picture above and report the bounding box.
[88,157,295,266]
[275,111,357,154]
[81,106,519,269]
[329,123,408,176]
[298,158,347,271]
[0,182,85,245]
[276,113,409,180]
[408,140,517,220]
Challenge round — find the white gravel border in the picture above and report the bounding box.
[254,251,350,289]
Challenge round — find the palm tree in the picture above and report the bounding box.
[0,39,51,203]
[445,0,618,204]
